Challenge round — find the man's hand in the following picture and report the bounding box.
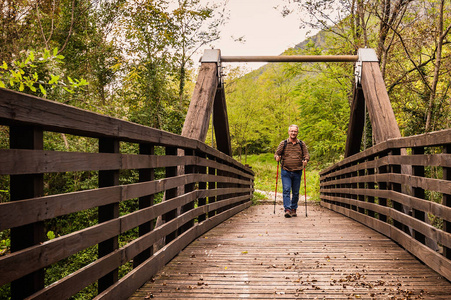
[302,160,308,167]
[275,155,281,162]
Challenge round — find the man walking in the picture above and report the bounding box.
[274,125,310,217]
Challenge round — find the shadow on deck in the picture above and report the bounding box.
[130,203,451,299]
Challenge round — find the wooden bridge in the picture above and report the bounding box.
[0,48,450,299]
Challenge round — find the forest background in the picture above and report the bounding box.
[0,0,450,298]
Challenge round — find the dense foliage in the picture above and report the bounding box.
[0,0,225,298]
[223,0,450,168]
[222,40,354,167]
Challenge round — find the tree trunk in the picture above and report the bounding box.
[425,0,447,132]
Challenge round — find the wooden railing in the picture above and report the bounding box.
[0,88,254,299]
[320,129,451,281]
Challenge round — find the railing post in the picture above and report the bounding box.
[179,149,195,233]
[443,144,451,259]
[133,143,155,268]
[412,146,426,244]
[207,154,216,218]
[98,138,120,292]
[163,146,178,243]
[350,162,358,211]
[216,158,227,213]
[377,152,388,222]
[390,148,404,230]
[197,152,207,222]
[246,164,254,203]
[10,126,45,300]
[366,156,376,218]
[357,160,365,214]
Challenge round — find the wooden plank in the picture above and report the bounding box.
[0,187,120,231]
[198,154,254,179]
[9,125,45,299]
[213,88,232,155]
[121,192,198,233]
[98,138,120,292]
[321,171,450,196]
[0,182,253,232]
[181,63,218,142]
[30,202,237,300]
[0,88,188,148]
[2,191,252,289]
[0,150,203,175]
[207,155,217,218]
[163,146,180,244]
[389,128,451,148]
[322,194,451,249]
[0,219,120,286]
[323,200,451,281]
[129,205,451,299]
[389,226,451,281]
[360,61,401,144]
[0,149,121,174]
[389,207,451,249]
[0,89,253,174]
[384,173,449,194]
[322,129,451,176]
[322,202,451,281]
[321,154,451,182]
[27,246,123,300]
[96,203,250,300]
[445,144,451,259]
[1,193,192,284]
[134,143,155,268]
[320,188,451,222]
[387,153,451,168]
[123,174,197,200]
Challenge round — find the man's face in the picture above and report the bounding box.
[289,127,298,139]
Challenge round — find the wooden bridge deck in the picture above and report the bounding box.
[129,204,451,299]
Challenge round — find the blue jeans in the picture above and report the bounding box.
[281,169,302,210]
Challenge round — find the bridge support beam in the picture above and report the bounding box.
[212,87,232,155]
[346,49,415,241]
[182,62,218,142]
[182,49,232,155]
[345,86,366,157]
[345,49,401,157]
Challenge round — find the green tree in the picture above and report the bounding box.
[172,0,227,102]
[293,71,350,167]
[115,0,181,130]
[281,0,451,137]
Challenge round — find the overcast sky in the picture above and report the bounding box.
[197,0,314,70]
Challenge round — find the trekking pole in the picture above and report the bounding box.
[274,161,279,214]
[304,167,308,217]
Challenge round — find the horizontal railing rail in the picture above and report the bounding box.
[320,129,451,281]
[0,88,254,299]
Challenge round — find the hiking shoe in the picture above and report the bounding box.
[291,209,297,217]
[284,209,292,218]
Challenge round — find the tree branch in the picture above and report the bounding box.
[58,0,76,54]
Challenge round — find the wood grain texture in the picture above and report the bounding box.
[0,88,253,175]
[182,63,218,142]
[129,204,451,299]
[322,130,451,176]
[360,62,401,144]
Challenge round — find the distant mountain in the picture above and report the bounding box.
[292,30,328,51]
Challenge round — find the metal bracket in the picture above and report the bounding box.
[200,49,223,87]
[355,48,379,85]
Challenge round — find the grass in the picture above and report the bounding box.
[237,153,321,203]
